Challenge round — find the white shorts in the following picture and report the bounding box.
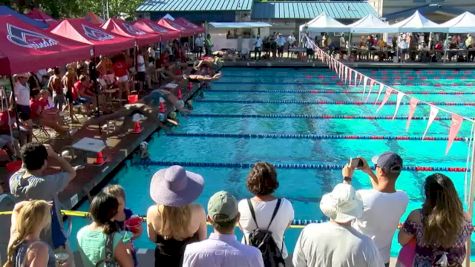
[117,75,128,83]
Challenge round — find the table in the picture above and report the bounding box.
[72,137,106,165]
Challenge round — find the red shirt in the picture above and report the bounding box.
[30,99,42,120]
[72,81,83,101]
[0,111,10,134]
[39,97,49,109]
[113,61,128,77]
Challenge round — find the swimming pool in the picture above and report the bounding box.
[71,67,475,259]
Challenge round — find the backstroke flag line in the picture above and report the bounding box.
[393,92,405,119]
[422,105,439,140]
[446,114,464,154]
[406,98,419,131]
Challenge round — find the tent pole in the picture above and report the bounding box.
[465,122,475,267]
[9,77,23,146]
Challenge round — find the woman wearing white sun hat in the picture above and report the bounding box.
[293,183,384,267]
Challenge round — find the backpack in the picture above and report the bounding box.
[246,198,285,267]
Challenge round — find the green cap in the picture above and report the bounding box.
[207,191,238,223]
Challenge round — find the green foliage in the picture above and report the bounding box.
[8,0,143,19]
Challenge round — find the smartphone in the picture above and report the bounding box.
[349,157,364,169]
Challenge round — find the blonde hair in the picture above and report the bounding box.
[103,184,126,201]
[4,200,51,267]
[422,173,465,247]
[158,204,192,240]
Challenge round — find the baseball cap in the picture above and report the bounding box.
[372,152,403,174]
[207,191,238,223]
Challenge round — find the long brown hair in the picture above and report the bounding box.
[4,200,51,267]
[422,173,464,247]
[158,204,192,240]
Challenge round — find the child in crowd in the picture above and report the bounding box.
[103,185,142,266]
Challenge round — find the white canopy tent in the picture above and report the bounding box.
[299,13,350,33]
[391,10,441,32]
[209,22,272,29]
[348,13,398,33]
[434,11,475,33]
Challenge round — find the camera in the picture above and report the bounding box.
[349,157,364,169]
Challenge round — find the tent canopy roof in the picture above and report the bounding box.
[348,13,397,33]
[0,6,48,29]
[157,17,193,36]
[435,11,475,33]
[209,22,272,29]
[174,17,204,34]
[26,8,56,26]
[300,13,349,32]
[132,18,180,41]
[0,15,91,75]
[390,10,440,32]
[102,18,160,46]
[85,11,105,25]
[49,18,134,56]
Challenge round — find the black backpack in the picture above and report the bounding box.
[246,198,285,267]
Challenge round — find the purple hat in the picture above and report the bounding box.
[150,165,204,206]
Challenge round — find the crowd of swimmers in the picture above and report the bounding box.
[0,144,472,267]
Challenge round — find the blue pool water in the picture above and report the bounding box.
[71,67,475,259]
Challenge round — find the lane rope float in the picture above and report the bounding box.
[195,99,475,106]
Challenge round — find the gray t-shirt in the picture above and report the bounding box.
[0,193,16,263]
[9,169,70,246]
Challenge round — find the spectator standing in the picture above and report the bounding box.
[146,165,207,267]
[238,162,294,264]
[48,67,65,111]
[254,35,263,60]
[13,73,31,125]
[346,152,408,267]
[9,143,77,265]
[287,33,296,49]
[276,34,286,58]
[77,192,134,267]
[183,191,264,267]
[103,184,142,266]
[195,34,204,57]
[5,200,56,267]
[204,34,214,56]
[61,66,77,122]
[136,49,147,92]
[113,54,130,101]
[293,183,383,267]
[398,173,473,266]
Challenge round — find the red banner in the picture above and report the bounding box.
[445,114,463,154]
[422,105,439,139]
[406,97,419,131]
[362,76,368,95]
[377,87,393,112]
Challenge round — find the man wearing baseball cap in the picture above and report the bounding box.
[183,191,264,267]
[342,152,408,267]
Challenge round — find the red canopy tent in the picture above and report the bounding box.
[84,11,105,25]
[157,18,194,37]
[133,18,180,41]
[102,18,160,46]
[0,15,91,75]
[49,18,135,56]
[174,17,204,35]
[26,8,57,26]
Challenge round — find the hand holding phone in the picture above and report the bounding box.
[349,157,364,169]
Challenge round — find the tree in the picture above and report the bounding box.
[8,0,143,19]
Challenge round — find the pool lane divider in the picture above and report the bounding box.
[208,89,475,95]
[195,99,475,106]
[214,81,474,86]
[133,160,468,172]
[188,114,466,121]
[166,132,468,142]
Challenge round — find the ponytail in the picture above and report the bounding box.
[103,220,119,235]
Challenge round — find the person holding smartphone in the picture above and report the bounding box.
[342,152,408,267]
